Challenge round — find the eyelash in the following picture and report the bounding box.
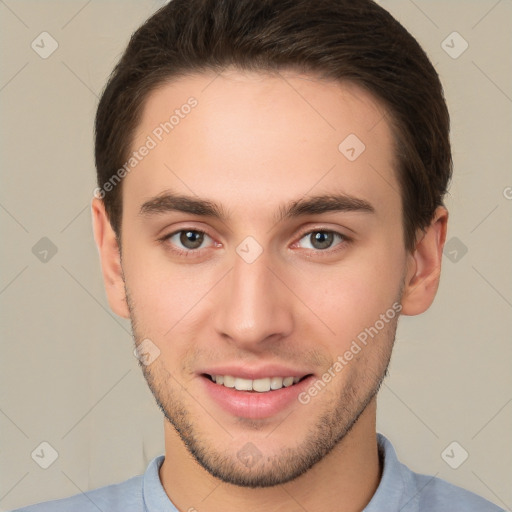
[159,227,352,259]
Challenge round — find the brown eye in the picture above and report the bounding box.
[163,229,214,254]
[179,230,204,249]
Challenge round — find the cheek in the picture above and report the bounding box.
[289,243,404,342]
[122,244,184,328]
[123,242,224,343]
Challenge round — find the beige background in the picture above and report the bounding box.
[1,0,511,510]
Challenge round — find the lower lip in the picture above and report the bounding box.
[201,375,314,419]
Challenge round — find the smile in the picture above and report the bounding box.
[206,374,307,392]
[201,372,315,419]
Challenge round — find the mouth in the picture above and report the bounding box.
[202,373,312,392]
[200,371,315,419]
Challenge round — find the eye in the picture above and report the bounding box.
[296,230,348,251]
[161,229,215,255]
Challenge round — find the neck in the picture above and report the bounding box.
[159,399,381,512]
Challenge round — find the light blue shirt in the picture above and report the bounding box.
[12,434,504,511]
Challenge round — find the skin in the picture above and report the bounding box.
[92,69,448,512]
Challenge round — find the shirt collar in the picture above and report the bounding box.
[363,433,419,512]
[142,454,175,511]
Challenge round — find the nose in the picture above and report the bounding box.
[213,247,295,351]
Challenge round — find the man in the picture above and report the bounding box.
[13,0,504,510]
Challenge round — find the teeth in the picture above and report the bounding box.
[223,375,235,388]
[234,378,252,391]
[211,375,302,392]
[283,377,294,387]
[270,377,283,390]
[252,378,271,392]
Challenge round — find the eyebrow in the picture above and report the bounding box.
[139,191,375,225]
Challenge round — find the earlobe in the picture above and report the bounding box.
[91,198,130,319]
[400,206,448,316]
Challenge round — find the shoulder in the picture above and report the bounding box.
[10,474,144,512]
[373,434,505,512]
[411,471,505,512]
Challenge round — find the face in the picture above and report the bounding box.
[113,69,411,487]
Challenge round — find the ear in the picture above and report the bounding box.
[401,206,448,316]
[91,197,130,319]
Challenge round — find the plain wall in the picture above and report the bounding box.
[1,0,511,510]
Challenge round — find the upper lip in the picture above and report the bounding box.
[199,364,313,380]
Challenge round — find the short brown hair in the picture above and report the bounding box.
[94,0,452,251]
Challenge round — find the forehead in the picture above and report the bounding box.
[125,68,399,225]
